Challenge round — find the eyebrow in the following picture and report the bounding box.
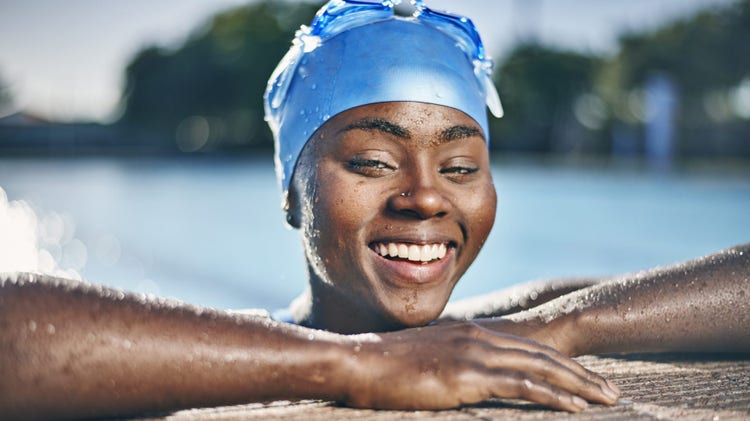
[338,118,483,144]
[440,125,482,142]
[339,118,411,139]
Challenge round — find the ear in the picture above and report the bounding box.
[284,185,302,229]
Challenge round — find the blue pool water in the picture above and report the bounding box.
[1,156,748,310]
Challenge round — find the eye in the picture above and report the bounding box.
[439,159,480,183]
[347,157,394,176]
[440,166,478,175]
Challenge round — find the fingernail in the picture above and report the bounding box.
[602,385,619,402]
[606,379,621,395]
[572,396,588,409]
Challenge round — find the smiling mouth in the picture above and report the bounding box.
[371,242,448,263]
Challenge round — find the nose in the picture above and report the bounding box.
[388,171,451,219]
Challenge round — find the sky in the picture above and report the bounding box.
[0,0,737,123]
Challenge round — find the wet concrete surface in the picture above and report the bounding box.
[150,353,750,420]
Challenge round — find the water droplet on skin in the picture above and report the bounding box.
[28,320,37,332]
[46,324,56,334]
[353,345,361,352]
[307,333,315,341]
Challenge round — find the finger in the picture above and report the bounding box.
[472,326,618,399]
[488,369,589,413]
[480,345,618,405]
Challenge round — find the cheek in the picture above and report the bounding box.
[309,173,374,247]
[466,182,497,241]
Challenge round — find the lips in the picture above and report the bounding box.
[367,236,456,287]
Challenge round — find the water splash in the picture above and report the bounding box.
[0,186,38,272]
[0,185,84,279]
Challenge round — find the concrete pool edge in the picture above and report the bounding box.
[149,353,750,420]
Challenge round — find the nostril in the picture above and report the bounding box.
[398,209,423,219]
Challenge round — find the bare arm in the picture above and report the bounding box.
[478,243,750,356]
[442,277,603,320]
[0,273,352,419]
[0,273,618,419]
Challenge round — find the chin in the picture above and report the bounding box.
[371,282,455,330]
[382,303,446,330]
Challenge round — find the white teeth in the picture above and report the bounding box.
[408,245,420,261]
[375,242,449,262]
[397,244,409,259]
[420,244,432,262]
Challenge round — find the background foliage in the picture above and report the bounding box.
[113,0,749,159]
[117,1,320,152]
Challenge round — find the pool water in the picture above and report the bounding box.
[1,156,748,310]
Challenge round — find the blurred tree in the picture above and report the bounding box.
[117,0,321,152]
[117,0,748,159]
[490,44,605,155]
[0,73,12,112]
[604,0,750,158]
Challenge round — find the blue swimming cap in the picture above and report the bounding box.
[264,0,503,196]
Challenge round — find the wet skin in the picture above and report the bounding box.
[287,102,497,333]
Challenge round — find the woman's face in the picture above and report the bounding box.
[291,101,497,330]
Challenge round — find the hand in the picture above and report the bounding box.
[341,321,619,412]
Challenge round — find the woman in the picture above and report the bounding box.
[1,1,747,419]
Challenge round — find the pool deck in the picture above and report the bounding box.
[152,353,750,420]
